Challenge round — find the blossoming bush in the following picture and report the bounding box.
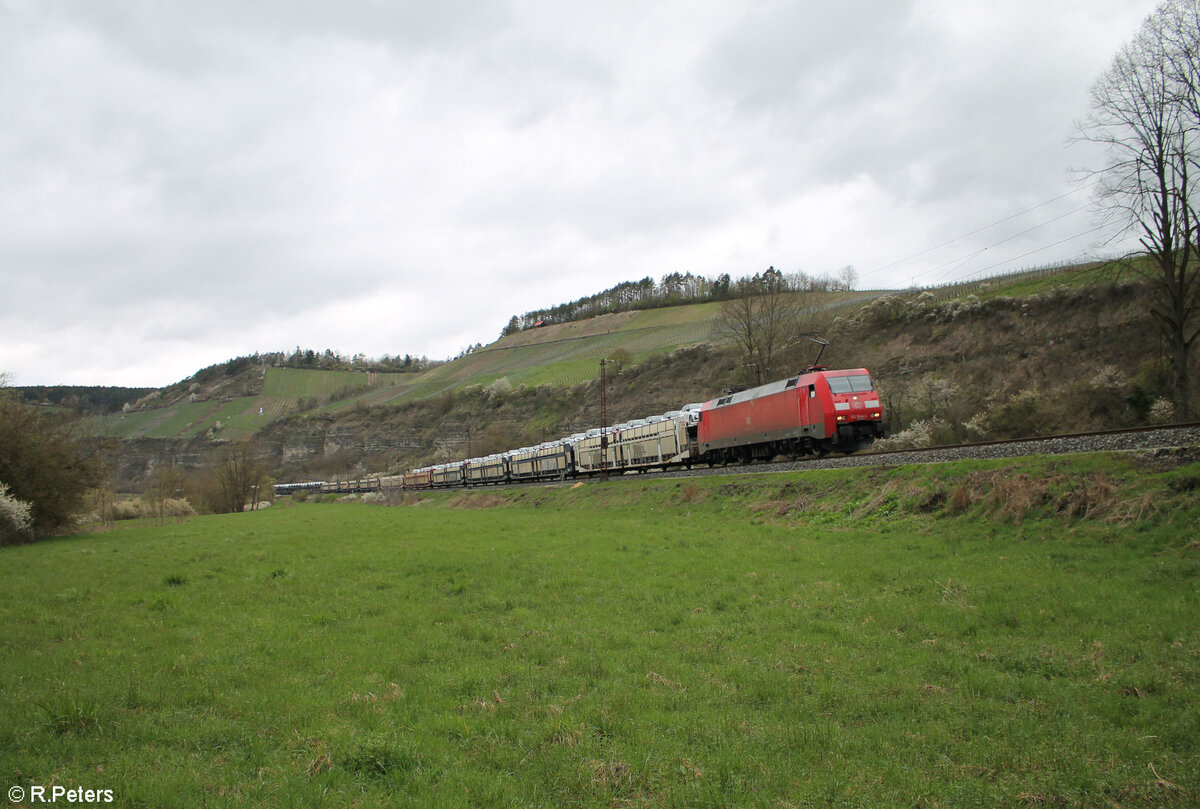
[0,482,33,545]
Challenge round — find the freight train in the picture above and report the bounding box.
[403,365,888,489]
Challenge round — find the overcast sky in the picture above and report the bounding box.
[0,0,1161,387]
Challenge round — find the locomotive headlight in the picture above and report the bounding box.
[873,411,881,418]
[836,415,845,422]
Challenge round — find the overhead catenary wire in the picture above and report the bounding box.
[941,222,1115,284]
[916,202,1095,286]
[857,179,1101,287]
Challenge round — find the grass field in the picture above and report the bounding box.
[2,453,1198,807]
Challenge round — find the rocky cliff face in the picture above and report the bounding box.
[111,437,213,491]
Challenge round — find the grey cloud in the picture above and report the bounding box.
[691,2,1122,208]
[0,0,1163,385]
[47,0,515,69]
[698,2,922,117]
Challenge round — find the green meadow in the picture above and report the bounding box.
[2,454,1198,807]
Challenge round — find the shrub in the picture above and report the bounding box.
[106,498,195,523]
[0,482,34,545]
[0,391,109,539]
[1148,397,1175,424]
[483,377,513,399]
[980,389,1043,439]
[607,347,634,372]
[111,500,145,521]
[962,412,992,440]
[435,390,457,416]
[874,418,944,450]
[160,498,197,519]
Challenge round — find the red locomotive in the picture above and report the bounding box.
[696,367,887,462]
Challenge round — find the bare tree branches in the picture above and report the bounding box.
[212,441,272,513]
[1077,0,1200,419]
[713,268,820,386]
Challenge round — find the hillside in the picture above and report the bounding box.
[97,260,1193,490]
[94,299,753,444]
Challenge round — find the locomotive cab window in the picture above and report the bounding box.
[826,374,874,394]
[808,384,816,399]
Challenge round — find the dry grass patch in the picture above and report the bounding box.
[934,469,1135,524]
[983,472,1051,522]
[646,671,685,690]
[750,499,793,519]
[446,493,508,510]
[587,759,632,789]
[1054,474,1118,519]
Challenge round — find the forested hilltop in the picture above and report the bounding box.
[500,266,856,335]
[188,348,440,380]
[14,385,155,415]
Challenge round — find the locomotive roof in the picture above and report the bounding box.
[704,368,871,410]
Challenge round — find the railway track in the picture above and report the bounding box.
[287,424,1200,495]
[602,423,1200,483]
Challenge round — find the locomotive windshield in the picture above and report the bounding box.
[826,374,874,394]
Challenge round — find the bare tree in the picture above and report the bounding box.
[1077,0,1200,419]
[838,265,859,292]
[145,454,186,525]
[212,441,272,513]
[714,268,819,385]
